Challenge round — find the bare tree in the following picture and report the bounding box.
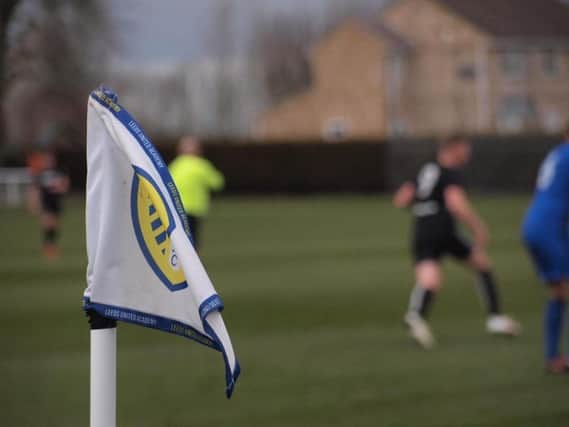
[0,0,21,146]
[250,1,379,106]
[208,1,239,137]
[4,0,112,148]
[250,13,316,105]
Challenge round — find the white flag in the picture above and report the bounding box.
[83,87,239,397]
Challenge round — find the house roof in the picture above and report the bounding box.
[316,16,415,54]
[436,0,569,38]
[362,19,415,52]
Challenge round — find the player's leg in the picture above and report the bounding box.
[452,236,520,335]
[41,211,60,258]
[544,281,569,373]
[408,261,442,318]
[468,248,501,316]
[405,260,442,349]
[558,239,569,371]
[40,193,62,259]
[405,227,446,349]
[186,214,201,250]
[523,235,569,372]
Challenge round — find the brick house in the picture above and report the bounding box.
[254,0,569,140]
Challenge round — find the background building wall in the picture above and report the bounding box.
[255,22,389,141]
[382,0,493,136]
[488,45,569,134]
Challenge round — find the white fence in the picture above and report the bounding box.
[0,168,31,207]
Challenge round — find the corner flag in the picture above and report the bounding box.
[83,87,239,417]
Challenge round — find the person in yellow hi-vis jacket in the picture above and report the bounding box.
[169,136,225,249]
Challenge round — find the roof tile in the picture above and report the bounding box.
[437,0,569,38]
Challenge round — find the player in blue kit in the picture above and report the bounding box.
[522,125,569,373]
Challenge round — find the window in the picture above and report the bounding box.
[541,109,563,133]
[500,51,528,79]
[543,50,560,77]
[388,119,408,137]
[457,64,476,80]
[322,117,351,142]
[498,95,536,132]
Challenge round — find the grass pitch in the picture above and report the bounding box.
[1,195,568,427]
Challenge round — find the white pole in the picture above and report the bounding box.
[90,327,117,427]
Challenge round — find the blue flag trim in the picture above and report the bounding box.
[87,87,240,397]
[84,297,220,350]
[199,295,241,398]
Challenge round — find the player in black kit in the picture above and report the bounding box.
[393,135,520,348]
[29,151,70,259]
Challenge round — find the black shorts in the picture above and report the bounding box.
[186,214,201,249]
[40,191,62,215]
[412,227,472,263]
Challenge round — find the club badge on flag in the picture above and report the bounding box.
[83,87,240,397]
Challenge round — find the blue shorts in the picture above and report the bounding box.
[523,232,569,283]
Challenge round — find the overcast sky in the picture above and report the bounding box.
[108,0,387,65]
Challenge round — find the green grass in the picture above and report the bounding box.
[1,195,568,427]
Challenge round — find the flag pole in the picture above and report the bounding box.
[88,310,117,427]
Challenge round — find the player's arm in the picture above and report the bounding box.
[204,163,225,191]
[49,173,70,194]
[59,175,70,194]
[26,183,40,215]
[393,182,415,209]
[444,186,489,247]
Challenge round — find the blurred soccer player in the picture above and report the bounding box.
[522,125,569,373]
[31,151,70,259]
[26,150,46,215]
[393,135,520,348]
[169,136,225,250]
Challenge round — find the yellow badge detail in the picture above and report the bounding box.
[131,167,187,291]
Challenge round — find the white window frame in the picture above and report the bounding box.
[542,50,561,78]
[500,51,528,79]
